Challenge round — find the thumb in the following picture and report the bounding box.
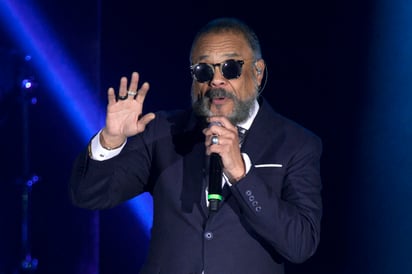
[137,112,156,131]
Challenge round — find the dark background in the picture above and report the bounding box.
[1,0,411,274]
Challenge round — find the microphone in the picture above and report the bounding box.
[208,152,222,212]
[208,121,223,212]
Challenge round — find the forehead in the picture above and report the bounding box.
[191,32,253,63]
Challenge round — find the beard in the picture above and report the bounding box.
[192,88,256,125]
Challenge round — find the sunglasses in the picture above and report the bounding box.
[190,59,245,83]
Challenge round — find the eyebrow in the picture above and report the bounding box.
[196,52,241,62]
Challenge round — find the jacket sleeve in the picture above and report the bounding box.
[69,135,152,210]
[230,133,323,264]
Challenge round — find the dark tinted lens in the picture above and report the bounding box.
[221,60,242,79]
[192,63,214,83]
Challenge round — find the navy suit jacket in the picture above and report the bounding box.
[70,97,323,274]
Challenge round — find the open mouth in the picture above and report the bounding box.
[211,96,227,105]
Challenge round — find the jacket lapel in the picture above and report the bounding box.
[179,115,209,218]
[241,99,280,162]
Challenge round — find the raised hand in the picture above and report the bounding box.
[100,72,155,149]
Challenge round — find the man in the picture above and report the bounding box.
[70,17,323,274]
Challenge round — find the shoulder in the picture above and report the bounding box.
[151,109,197,128]
[258,98,322,149]
[144,108,201,136]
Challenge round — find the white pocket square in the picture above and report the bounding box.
[254,164,283,168]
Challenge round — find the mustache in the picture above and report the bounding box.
[203,88,235,100]
[192,86,255,125]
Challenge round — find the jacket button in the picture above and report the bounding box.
[204,231,213,240]
[245,190,252,196]
[248,195,255,201]
[255,206,262,212]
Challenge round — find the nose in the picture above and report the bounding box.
[210,66,226,88]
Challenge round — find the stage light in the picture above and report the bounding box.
[20,77,38,105]
[0,0,153,240]
[355,0,412,273]
[0,1,104,141]
[21,78,35,90]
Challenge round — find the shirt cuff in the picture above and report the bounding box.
[242,152,252,174]
[89,130,126,161]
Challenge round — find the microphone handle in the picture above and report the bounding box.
[208,152,223,212]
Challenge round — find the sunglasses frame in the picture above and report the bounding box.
[190,59,245,83]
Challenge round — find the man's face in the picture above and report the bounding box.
[190,32,264,124]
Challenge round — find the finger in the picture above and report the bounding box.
[118,76,128,97]
[207,124,225,137]
[137,112,156,131]
[107,87,116,104]
[135,82,150,104]
[208,116,235,131]
[202,127,220,144]
[128,72,139,92]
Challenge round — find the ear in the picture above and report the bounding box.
[254,59,265,83]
